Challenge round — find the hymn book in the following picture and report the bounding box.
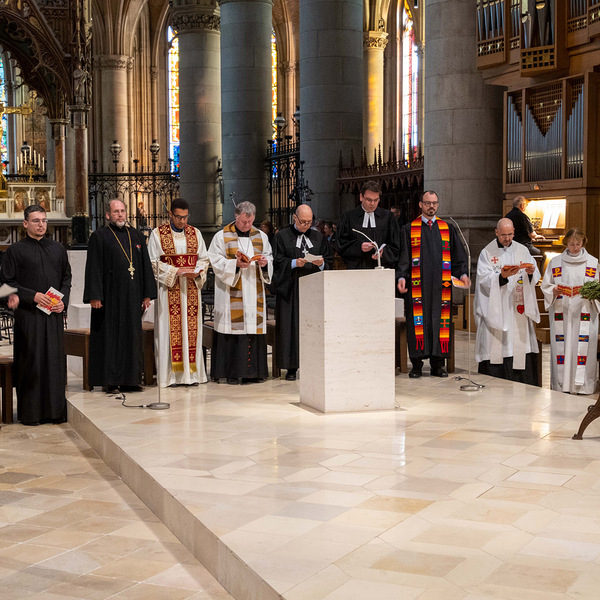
[37,287,64,315]
[236,251,263,264]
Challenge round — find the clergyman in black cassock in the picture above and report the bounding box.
[83,199,156,391]
[273,205,333,380]
[336,180,400,270]
[0,205,72,425]
[397,192,470,378]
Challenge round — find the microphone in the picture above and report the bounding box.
[351,228,385,269]
[446,216,484,392]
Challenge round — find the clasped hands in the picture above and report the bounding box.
[236,255,268,268]
[177,266,201,279]
[34,292,64,313]
[296,257,324,268]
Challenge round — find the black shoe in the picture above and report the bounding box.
[431,367,448,378]
[104,386,120,394]
[227,378,240,385]
[241,378,265,384]
[285,370,297,381]
[408,367,422,379]
[21,421,40,426]
[120,385,143,392]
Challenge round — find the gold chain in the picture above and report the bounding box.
[109,226,136,280]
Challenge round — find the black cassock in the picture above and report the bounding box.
[83,225,156,388]
[0,236,71,424]
[397,220,468,359]
[336,205,400,270]
[273,226,333,371]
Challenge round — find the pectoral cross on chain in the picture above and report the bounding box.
[128,263,135,279]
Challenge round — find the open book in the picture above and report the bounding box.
[236,250,263,264]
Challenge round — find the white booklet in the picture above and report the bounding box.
[36,286,64,315]
[304,253,323,263]
[0,283,17,298]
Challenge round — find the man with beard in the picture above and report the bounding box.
[397,191,469,378]
[475,218,540,384]
[0,204,71,425]
[273,204,333,380]
[84,199,156,392]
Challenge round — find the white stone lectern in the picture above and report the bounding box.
[299,269,395,413]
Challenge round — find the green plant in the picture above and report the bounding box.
[579,281,600,300]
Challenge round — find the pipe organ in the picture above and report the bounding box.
[477,2,600,256]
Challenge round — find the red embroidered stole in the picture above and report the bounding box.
[410,217,452,353]
[158,223,199,372]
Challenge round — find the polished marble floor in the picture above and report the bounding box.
[3,332,600,600]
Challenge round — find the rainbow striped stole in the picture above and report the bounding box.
[410,217,452,353]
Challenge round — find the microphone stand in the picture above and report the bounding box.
[352,228,385,269]
[146,257,170,409]
[447,217,484,392]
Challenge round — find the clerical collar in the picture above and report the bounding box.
[235,226,250,237]
[496,239,512,249]
[170,222,184,233]
[292,224,310,237]
[109,223,126,232]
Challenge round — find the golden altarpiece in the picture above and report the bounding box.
[477,1,600,256]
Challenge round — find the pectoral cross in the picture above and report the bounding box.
[491,256,499,264]
[128,263,135,279]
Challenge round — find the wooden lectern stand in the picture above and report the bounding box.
[298,269,395,413]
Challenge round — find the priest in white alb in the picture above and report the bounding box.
[208,201,273,384]
[541,228,599,394]
[148,198,209,387]
[474,218,540,384]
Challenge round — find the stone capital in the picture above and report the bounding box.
[170,0,220,32]
[219,0,272,5]
[363,31,389,50]
[150,66,159,81]
[95,55,132,71]
[49,118,69,140]
[279,60,298,75]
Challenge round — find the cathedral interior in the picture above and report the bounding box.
[3,2,600,599]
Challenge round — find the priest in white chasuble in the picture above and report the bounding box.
[208,201,273,384]
[475,218,540,385]
[148,199,209,387]
[541,228,599,395]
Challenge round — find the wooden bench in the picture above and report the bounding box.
[395,317,455,374]
[64,324,156,389]
[0,355,13,424]
[203,320,280,378]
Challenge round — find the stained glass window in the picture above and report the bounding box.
[271,30,278,140]
[401,1,419,162]
[167,27,180,172]
[0,57,7,165]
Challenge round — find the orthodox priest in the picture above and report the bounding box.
[0,205,71,425]
[397,191,469,378]
[84,199,156,392]
[474,218,540,385]
[208,201,273,384]
[148,198,209,387]
[273,204,333,380]
[336,180,400,269]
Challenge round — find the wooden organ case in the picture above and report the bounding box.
[477,1,600,256]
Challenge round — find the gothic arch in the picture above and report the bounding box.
[0,0,71,119]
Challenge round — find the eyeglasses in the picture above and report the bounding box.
[29,218,48,224]
[171,214,189,221]
[295,217,313,225]
[422,201,439,207]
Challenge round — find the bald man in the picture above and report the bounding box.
[474,218,540,384]
[273,205,333,380]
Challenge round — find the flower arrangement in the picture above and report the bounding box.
[579,281,600,300]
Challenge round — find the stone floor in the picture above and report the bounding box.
[2,332,600,600]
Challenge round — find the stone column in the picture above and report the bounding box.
[96,55,131,170]
[280,60,298,123]
[363,31,388,155]
[49,119,68,210]
[171,0,222,233]
[300,0,363,221]
[220,0,273,224]
[425,0,503,256]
